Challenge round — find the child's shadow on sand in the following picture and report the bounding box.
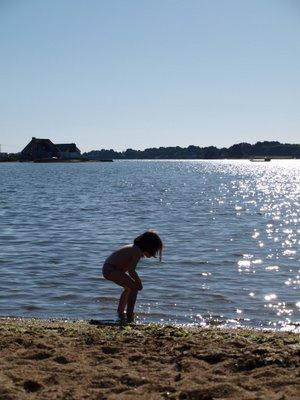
[89,319,133,327]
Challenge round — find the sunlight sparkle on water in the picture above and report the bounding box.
[0,160,299,330]
[264,294,277,301]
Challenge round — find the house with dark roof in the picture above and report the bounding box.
[20,137,61,161]
[20,138,82,161]
[55,143,81,159]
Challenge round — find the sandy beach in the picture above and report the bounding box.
[0,318,299,399]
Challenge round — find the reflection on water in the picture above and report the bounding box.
[0,160,299,331]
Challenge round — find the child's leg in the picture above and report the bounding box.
[105,270,139,319]
[126,290,138,322]
[117,288,130,318]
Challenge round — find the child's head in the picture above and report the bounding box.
[134,230,163,261]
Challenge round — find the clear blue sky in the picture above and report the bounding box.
[0,0,299,153]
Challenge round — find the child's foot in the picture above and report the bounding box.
[117,311,126,323]
[126,313,135,323]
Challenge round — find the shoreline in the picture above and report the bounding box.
[1,315,300,333]
[0,318,299,399]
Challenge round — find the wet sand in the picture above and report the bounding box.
[0,318,299,399]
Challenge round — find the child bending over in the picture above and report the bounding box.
[102,231,163,322]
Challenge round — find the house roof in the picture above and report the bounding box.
[20,137,61,160]
[21,138,58,153]
[56,143,80,153]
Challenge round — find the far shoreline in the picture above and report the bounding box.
[1,157,300,163]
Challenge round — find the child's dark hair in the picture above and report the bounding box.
[134,230,163,261]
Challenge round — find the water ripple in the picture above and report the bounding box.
[0,160,299,331]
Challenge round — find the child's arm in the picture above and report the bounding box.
[128,268,143,291]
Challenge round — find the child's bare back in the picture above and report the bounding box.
[104,244,142,273]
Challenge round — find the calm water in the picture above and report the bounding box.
[0,160,299,331]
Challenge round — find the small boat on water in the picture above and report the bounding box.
[250,157,271,162]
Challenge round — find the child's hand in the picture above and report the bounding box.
[137,283,143,291]
[128,269,143,291]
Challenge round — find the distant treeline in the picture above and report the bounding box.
[83,141,300,160]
